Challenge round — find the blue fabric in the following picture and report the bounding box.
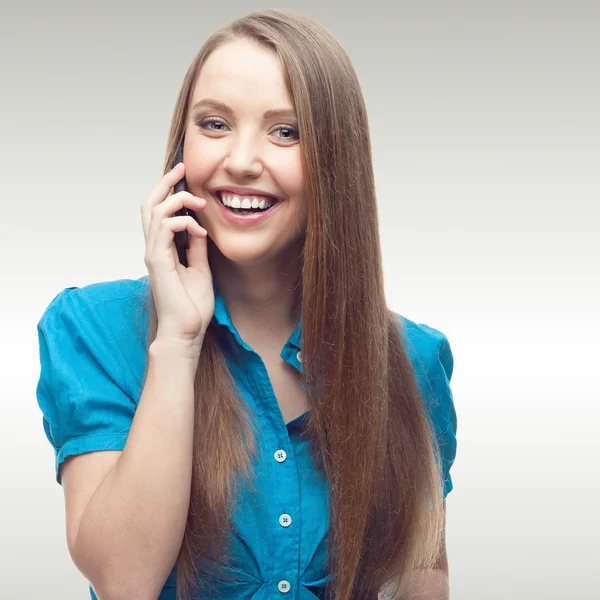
[36,275,457,600]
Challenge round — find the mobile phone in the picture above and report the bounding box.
[172,138,197,267]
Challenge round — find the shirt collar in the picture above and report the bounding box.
[211,279,302,352]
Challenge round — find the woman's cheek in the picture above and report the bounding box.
[185,150,219,194]
[273,153,304,195]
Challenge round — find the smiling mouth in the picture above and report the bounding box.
[215,190,281,215]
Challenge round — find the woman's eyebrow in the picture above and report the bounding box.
[191,98,232,114]
[263,107,296,120]
[191,98,296,120]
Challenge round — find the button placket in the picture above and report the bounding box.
[250,350,300,593]
[270,441,299,594]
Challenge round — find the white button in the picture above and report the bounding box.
[274,449,287,463]
[296,351,303,362]
[278,580,291,593]
[279,513,292,527]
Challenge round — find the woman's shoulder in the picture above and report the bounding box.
[39,274,150,321]
[37,274,151,397]
[392,311,455,409]
[393,312,453,372]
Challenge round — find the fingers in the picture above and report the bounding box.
[141,162,210,274]
[150,162,185,208]
[146,192,206,244]
[141,162,189,238]
[144,215,207,272]
[186,220,210,270]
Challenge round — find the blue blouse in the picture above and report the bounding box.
[36,275,457,600]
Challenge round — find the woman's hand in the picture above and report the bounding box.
[140,161,215,354]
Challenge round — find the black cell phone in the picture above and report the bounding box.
[172,138,198,267]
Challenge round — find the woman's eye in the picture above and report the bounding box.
[272,125,299,141]
[197,118,229,131]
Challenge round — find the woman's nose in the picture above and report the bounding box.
[223,136,264,179]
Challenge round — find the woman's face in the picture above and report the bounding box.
[183,38,307,267]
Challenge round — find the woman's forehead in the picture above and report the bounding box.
[198,40,283,87]
[191,41,292,113]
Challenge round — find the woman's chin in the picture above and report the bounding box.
[207,234,278,267]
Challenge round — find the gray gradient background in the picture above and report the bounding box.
[1,0,598,598]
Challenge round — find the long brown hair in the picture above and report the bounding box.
[139,9,445,600]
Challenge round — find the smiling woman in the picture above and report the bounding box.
[35,8,457,600]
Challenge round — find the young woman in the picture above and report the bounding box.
[36,9,457,600]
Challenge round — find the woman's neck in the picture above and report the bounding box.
[209,242,303,344]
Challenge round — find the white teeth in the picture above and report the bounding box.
[219,191,274,210]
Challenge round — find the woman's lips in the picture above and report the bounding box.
[212,191,283,225]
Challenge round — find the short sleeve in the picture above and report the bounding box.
[399,316,458,498]
[36,287,138,484]
[423,330,457,498]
